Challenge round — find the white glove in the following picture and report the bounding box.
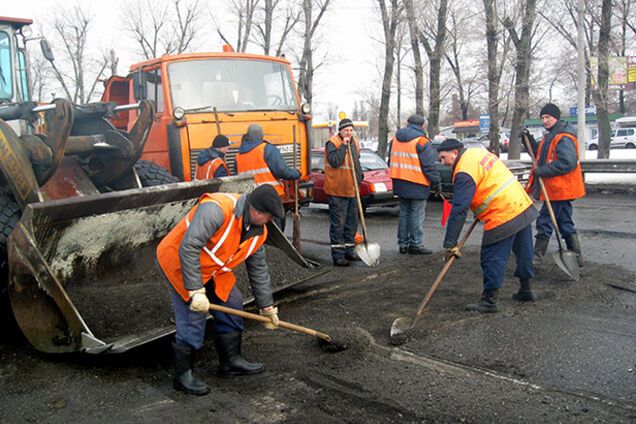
[188,287,210,313]
[259,306,280,330]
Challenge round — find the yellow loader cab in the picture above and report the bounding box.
[102,50,314,211]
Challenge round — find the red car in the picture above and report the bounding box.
[309,148,397,210]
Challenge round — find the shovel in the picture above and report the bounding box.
[346,143,380,266]
[208,304,346,352]
[522,134,580,282]
[390,219,479,341]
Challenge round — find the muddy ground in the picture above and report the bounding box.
[1,192,635,423]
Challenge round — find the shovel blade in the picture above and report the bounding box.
[552,250,580,282]
[390,316,414,338]
[355,242,381,267]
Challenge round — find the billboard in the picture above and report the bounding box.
[590,56,635,90]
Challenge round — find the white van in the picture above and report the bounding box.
[587,128,636,150]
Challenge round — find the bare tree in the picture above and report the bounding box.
[28,49,52,102]
[376,0,402,159]
[418,0,449,138]
[393,23,411,129]
[503,0,538,159]
[404,0,425,116]
[122,0,203,60]
[594,0,613,159]
[297,0,332,107]
[254,0,302,56]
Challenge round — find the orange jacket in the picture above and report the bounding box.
[236,143,284,195]
[526,133,586,201]
[389,136,430,186]
[454,149,533,230]
[324,135,361,197]
[195,158,231,180]
[156,192,267,302]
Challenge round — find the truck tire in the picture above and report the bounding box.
[135,160,179,187]
[0,193,20,296]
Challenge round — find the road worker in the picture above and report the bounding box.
[156,184,284,395]
[388,113,441,255]
[525,103,585,266]
[324,118,364,267]
[437,138,539,312]
[195,134,232,179]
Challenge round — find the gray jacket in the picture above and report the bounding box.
[178,194,273,308]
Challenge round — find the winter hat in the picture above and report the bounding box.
[539,103,561,120]
[247,184,285,219]
[338,118,354,131]
[246,124,264,141]
[436,138,464,152]
[212,134,230,148]
[407,114,425,126]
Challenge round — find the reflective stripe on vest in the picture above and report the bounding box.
[195,158,230,180]
[324,135,360,197]
[236,143,284,195]
[454,149,533,230]
[389,136,430,186]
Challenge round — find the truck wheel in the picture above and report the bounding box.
[0,193,21,297]
[135,160,179,187]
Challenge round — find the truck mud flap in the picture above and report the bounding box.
[8,176,325,354]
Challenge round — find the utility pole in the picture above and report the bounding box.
[576,0,586,157]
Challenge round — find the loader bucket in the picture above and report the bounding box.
[8,176,324,354]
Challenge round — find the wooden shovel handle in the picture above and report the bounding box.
[208,303,332,342]
[412,218,479,322]
[213,107,222,135]
[347,143,369,243]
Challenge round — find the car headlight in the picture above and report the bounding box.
[372,183,387,193]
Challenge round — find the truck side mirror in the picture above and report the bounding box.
[40,39,54,62]
[132,71,147,100]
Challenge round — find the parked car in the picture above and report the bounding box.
[430,139,532,198]
[309,148,397,210]
[478,131,511,152]
[587,128,636,150]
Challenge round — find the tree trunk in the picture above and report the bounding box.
[404,0,424,116]
[483,0,501,156]
[593,0,613,159]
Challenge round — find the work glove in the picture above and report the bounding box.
[433,182,443,197]
[188,287,210,314]
[259,306,280,330]
[533,165,550,178]
[520,129,538,156]
[444,246,462,262]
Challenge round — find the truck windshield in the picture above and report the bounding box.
[168,58,298,112]
[0,31,13,100]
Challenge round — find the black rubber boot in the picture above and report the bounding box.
[564,233,583,267]
[215,332,265,377]
[466,289,499,313]
[533,236,549,265]
[172,342,210,396]
[512,278,535,302]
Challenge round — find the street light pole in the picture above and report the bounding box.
[577,0,586,157]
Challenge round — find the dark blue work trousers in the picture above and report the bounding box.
[535,200,576,239]
[328,195,358,261]
[481,224,534,290]
[168,280,244,350]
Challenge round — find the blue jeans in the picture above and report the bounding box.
[328,195,358,261]
[536,200,576,239]
[397,197,426,248]
[480,224,534,290]
[168,281,245,350]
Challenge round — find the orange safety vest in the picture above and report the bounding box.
[156,192,267,302]
[195,158,231,180]
[454,149,533,231]
[324,135,361,197]
[236,143,284,195]
[526,133,586,201]
[389,136,430,186]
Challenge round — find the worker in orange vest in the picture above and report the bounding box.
[324,118,364,267]
[156,185,284,395]
[524,103,585,267]
[195,134,232,179]
[389,114,441,255]
[437,139,539,312]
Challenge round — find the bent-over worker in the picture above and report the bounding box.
[156,184,284,396]
[437,139,539,313]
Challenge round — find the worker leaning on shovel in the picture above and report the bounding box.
[437,138,539,313]
[156,184,284,396]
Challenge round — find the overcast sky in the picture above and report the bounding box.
[3,0,383,120]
